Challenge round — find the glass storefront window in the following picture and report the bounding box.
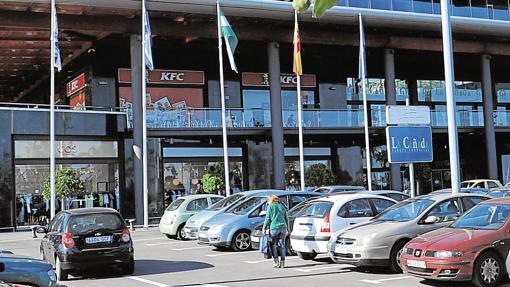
[347,78,386,101]
[15,140,118,159]
[285,160,331,189]
[396,80,410,101]
[15,163,120,227]
[496,83,510,103]
[242,90,271,127]
[418,80,446,102]
[455,81,482,102]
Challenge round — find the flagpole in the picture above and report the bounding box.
[217,1,231,197]
[50,0,56,219]
[142,0,149,228]
[359,14,372,192]
[295,10,305,192]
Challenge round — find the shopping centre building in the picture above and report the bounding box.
[2,0,510,230]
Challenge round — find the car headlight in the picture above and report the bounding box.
[48,269,57,281]
[430,251,464,258]
[209,225,224,232]
[402,247,413,255]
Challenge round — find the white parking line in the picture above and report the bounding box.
[244,257,299,264]
[134,237,169,242]
[359,276,414,285]
[205,251,258,257]
[294,265,340,273]
[172,246,211,251]
[128,276,168,287]
[146,241,195,246]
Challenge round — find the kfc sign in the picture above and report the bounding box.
[66,73,86,97]
[118,68,204,85]
[242,72,316,88]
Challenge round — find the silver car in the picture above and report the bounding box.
[198,190,320,251]
[327,193,490,272]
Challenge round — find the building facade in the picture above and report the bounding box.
[2,0,510,229]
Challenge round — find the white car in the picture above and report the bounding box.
[290,193,398,260]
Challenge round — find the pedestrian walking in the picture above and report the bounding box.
[262,195,289,268]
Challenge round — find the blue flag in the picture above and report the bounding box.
[143,5,154,71]
[52,2,62,72]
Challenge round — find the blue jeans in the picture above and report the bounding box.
[270,226,287,262]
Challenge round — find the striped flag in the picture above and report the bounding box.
[219,8,238,73]
[293,10,303,76]
[143,3,154,71]
[52,1,62,72]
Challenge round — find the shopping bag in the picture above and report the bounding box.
[259,234,272,259]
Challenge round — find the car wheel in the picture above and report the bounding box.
[231,230,251,252]
[286,237,296,256]
[122,257,135,275]
[55,256,69,281]
[177,224,188,241]
[297,251,317,260]
[389,240,407,273]
[472,251,503,287]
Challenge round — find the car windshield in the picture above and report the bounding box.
[69,213,124,233]
[297,201,333,219]
[374,199,435,222]
[206,194,244,211]
[451,204,510,230]
[166,198,185,211]
[226,197,266,215]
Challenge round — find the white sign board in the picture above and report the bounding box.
[386,105,431,125]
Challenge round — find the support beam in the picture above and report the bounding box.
[130,34,144,225]
[384,48,402,192]
[481,54,498,179]
[268,42,285,190]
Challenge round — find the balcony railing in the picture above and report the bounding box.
[126,107,503,129]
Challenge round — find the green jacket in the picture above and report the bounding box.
[263,203,289,231]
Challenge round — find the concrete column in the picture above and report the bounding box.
[130,34,144,224]
[268,42,285,190]
[481,54,498,179]
[384,49,402,191]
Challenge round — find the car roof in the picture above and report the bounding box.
[310,193,397,203]
[434,188,488,193]
[319,185,365,190]
[483,197,510,204]
[238,189,285,195]
[179,194,224,200]
[414,192,489,201]
[62,207,120,215]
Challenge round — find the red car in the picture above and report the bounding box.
[401,198,510,287]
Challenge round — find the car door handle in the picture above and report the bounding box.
[349,223,356,225]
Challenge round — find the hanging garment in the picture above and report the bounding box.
[99,194,104,207]
[103,194,109,207]
[18,197,25,224]
[24,194,32,214]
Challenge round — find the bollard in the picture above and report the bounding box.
[128,219,136,231]
[31,226,37,238]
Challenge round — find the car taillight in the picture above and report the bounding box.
[121,228,131,243]
[320,213,331,233]
[62,232,75,248]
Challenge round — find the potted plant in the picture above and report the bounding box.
[201,163,225,195]
[43,168,85,209]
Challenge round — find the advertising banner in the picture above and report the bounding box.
[386,126,433,163]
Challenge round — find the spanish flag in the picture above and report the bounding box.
[293,10,303,76]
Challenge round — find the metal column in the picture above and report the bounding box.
[481,54,498,179]
[268,42,286,190]
[130,34,144,225]
[384,49,402,191]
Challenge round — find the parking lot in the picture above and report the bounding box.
[3,228,510,287]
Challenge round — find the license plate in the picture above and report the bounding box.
[407,259,426,269]
[85,236,112,244]
[251,236,260,243]
[198,232,206,238]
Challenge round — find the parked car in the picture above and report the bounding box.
[364,190,411,202]
[250,196,316,255]
[401,198,510,287]
[0,252,56,287]
[291,194,398,260]
[327,193,490,273]
[184,190,284,240]
[432,188,490,195]
[159,194,224,240]
[461,179,502,190]
[38,208,134,281]
[488,189,510,198]
[314,185,365,194]
[198,190,320,251]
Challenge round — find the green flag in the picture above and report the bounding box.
[293,0,337,18]
[219,9,238,73]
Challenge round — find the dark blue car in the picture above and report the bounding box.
[0,252,56,287]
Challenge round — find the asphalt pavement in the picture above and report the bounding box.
[1,228,508,287]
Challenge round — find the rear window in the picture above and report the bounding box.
[207,194,244,211]
[298,201,333,219]
[166,198,186,211]
[68,213,124,233]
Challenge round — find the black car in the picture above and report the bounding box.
[37,208,134,281]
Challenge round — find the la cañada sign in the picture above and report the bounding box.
[386,126,433,163]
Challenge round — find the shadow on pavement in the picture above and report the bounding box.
[420,278,510,287]
[66,259,213,280]
[354,266,396,275]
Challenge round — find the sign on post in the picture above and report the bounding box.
[386,105,431,125]
[386,126,433,164]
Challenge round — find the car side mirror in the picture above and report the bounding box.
[423,215,438,224]
[259,211,267,217]
[36,226,48,234]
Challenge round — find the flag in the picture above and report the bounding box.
[358,14,366,81]
[143,3,154,71]
[52,2,62,72]
[293,10,303,76]
[219,8,238,73]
